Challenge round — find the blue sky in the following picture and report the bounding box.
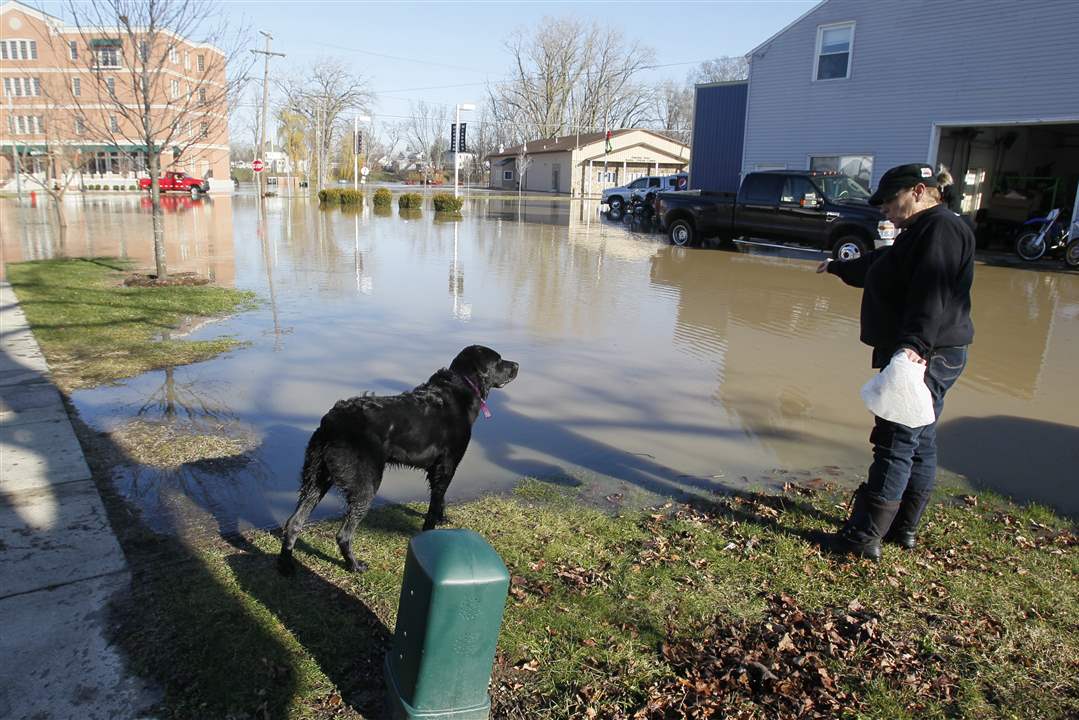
[218,0,817,125]
[39,0,819,137]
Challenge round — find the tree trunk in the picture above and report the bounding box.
[51,192,67,250]
[149,150,167,279]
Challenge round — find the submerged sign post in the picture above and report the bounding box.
[252,159,265,173]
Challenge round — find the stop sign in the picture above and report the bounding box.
[252,159,265,173]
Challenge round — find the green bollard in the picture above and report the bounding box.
[384,529,510,719]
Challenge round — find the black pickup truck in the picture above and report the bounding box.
[656,170,882,259]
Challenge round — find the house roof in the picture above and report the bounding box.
[747,0,830,57]
[486,128,683,159]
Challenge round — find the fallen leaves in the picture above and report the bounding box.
[634,594,961,719]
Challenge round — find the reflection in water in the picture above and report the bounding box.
[5,193,1076,532]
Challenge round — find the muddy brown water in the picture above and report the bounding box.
[3,192,1077,534]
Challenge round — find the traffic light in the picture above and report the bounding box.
[450,123,457,153]
[458,122,467,153]
[354,130,363,155]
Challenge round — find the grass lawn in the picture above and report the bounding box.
[87,469,1077,720]
[6,257,257,390]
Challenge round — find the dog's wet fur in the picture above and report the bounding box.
[277,345,519,574]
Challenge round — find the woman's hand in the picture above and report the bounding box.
[901,347,926,365]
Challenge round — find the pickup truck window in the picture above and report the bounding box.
[780,176,817,205]
[629,178,648,189]
[815,174,871,201]
[648,178,661,188]
[741,174,784,204]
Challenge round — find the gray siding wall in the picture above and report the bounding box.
[743,0,1079,186]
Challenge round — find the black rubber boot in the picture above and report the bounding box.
[883,489,932,549]
[831,484,901,561]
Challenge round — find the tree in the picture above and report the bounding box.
[404,100,451,173]
[488,18,655,143]
[275,108,308,178]
[17,85,84,247]
[62,0,251,279]
[277,58,372,190]
[691,56,749,84]
[649,80,694,145]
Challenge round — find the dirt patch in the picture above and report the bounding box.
[124,272,209,287]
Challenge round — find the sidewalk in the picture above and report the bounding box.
[0,282,159,719]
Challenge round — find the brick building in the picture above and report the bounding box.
[0,0,231,193]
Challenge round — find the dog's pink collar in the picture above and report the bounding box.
[462,375,492,419]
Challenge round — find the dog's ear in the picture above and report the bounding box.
[450,345,498,383]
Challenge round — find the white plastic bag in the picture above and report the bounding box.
[860,352,935,428]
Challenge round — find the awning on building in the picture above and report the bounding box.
[90,38,122,47]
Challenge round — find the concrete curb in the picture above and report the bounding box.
[0,282,160,719]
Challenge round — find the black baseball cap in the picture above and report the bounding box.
[869,163,939,206]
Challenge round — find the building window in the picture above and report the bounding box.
[184,51,190,69]
[171,80,179,99]
[198,88,206,104]
[1,40,38,60]
[139,41,149,62]
[809,154,873,191]
[10,115,42,135]
[814,22,854,81]
[200,121,209,138]
[95,46,120,68]
[4,78,41,97]
[106,77,116,96]
[110,115,119,132]
[75,116,86,135]
[72,77,81,96]
[503,170,513,181]
[69,41,78,60]
[196,53,205,72]
[169,46,178,64]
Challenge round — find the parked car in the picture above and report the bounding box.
[602,173,688,212]
[656,170,881,259]
[138,170,209,196]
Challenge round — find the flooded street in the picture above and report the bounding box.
[3,191,1077,534]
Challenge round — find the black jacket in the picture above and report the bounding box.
[828,204,974,367]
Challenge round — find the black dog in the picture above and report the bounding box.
[277,345,519,575]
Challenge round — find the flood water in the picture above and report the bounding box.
[3,190,1077,534]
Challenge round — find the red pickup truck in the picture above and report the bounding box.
[138,171,209,195]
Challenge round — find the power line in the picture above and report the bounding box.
[305,40,489,74]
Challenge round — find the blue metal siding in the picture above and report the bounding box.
[689,82,747,192]
[742,0,1079,187]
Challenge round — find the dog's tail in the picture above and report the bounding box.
[298,427,330,499]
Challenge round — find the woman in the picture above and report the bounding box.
[817,163,975,560]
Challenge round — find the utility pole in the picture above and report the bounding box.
[251,31,285,198]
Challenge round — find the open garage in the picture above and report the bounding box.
[935,119,1079,248]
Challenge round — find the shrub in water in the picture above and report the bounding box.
[339,189,363,204]
[113,185,121,191]
[373,188,392,207]
[398,192,422,209]
[432,193,463,213]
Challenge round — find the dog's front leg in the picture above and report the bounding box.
[423,463,456,531]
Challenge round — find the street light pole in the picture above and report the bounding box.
[353,114,371,191]
[454,102,475,199]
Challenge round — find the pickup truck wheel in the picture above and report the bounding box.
[669,219,696,247]
[832,235,867,261]
[608,196,624,212]
[190,187,200,199]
